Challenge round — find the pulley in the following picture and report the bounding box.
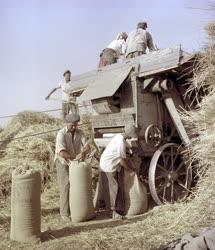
[145,124,162,147]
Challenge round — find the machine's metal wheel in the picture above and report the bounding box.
[148,143,192,205]
[145,124,162,147]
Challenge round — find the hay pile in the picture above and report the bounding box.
[176,21,215,225]
[154,21,215,248]
[0,111,96,199]
[0,111,62,197]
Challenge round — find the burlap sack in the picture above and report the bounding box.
[69,161,95,222]
[124,170,148,216]
[10,166,41,242]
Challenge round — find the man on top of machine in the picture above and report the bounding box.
[45,70,78,119]
[99,124,137,219]
[125,21,156,59]
[98,32,128,68]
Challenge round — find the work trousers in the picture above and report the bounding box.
[96,168,125,213]
[56,159,70,217]
[126,51,145,59]
[62,102,78,119]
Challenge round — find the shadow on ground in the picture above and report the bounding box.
[0,215,10,226]
[41,211,151,242]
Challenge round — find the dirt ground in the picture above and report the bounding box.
[1,175,214,250]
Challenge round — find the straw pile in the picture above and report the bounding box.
[0,111,62,198]
[0,111,96,199]
[156,21,215,248]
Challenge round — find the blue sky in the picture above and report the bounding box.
[0,0,214,125]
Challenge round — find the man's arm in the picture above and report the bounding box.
[121,41,126,55]
[59,150,74,161]
[75,133,91,161]
[120,158,135,172]
[147,32,156,52]
[56,130,74,162]
[76,143,90,161]
[45,86,60,100]
[124,34,131,55]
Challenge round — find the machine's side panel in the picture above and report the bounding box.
[136,78,163,156]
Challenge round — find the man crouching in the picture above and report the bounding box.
[99,124,137,219]
[55,113,90,222]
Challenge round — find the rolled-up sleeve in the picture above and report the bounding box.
[55,131,67,154]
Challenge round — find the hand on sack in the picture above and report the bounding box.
[75,152,85,161]
[129,171,135,177]
[126,167,136,177]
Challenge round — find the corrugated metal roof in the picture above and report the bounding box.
[78,64,134,102]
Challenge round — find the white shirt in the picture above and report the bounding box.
[57,81,72,102]
[107,39,126,56]
[55,127,87,164]
[125,28,155,56]
[100,134,127,172]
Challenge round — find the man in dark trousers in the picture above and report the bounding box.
[99,124,137,219]
[125,21,156,58]
[98,32,128,68]
[54,113,90,222]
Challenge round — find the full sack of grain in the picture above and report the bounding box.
[124,170,148,216]
[69,161,95,222]
[10,166,41,242]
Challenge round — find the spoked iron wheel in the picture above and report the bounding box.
[148,143,192,205]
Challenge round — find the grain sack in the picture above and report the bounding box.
[124,171,148,216]
[93,171,111,209]
[10,166,41,242]
[69,161,95,222]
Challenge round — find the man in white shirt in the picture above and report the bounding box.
[125,22,156,58]
[107,32,128,58]
[98,32,127,68]
[99,124,137,219]
[45,70,78,118]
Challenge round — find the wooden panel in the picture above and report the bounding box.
[120,80,134,110]
[92,113,135,128]
[92,98,120,114]
[129,46,181,77]
[79,65,133,102]
[136,79,162,154]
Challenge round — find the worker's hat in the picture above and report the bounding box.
[63,70,71,76]
[124,124,138,139]
[65,114,80,123]
[137,22,148,29]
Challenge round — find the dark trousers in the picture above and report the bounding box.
[62,102,78,119]
[56,159,70,216]
[98,48,117,68]
[96,168,125,213]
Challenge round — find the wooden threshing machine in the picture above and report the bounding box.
[69,46,197,205]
